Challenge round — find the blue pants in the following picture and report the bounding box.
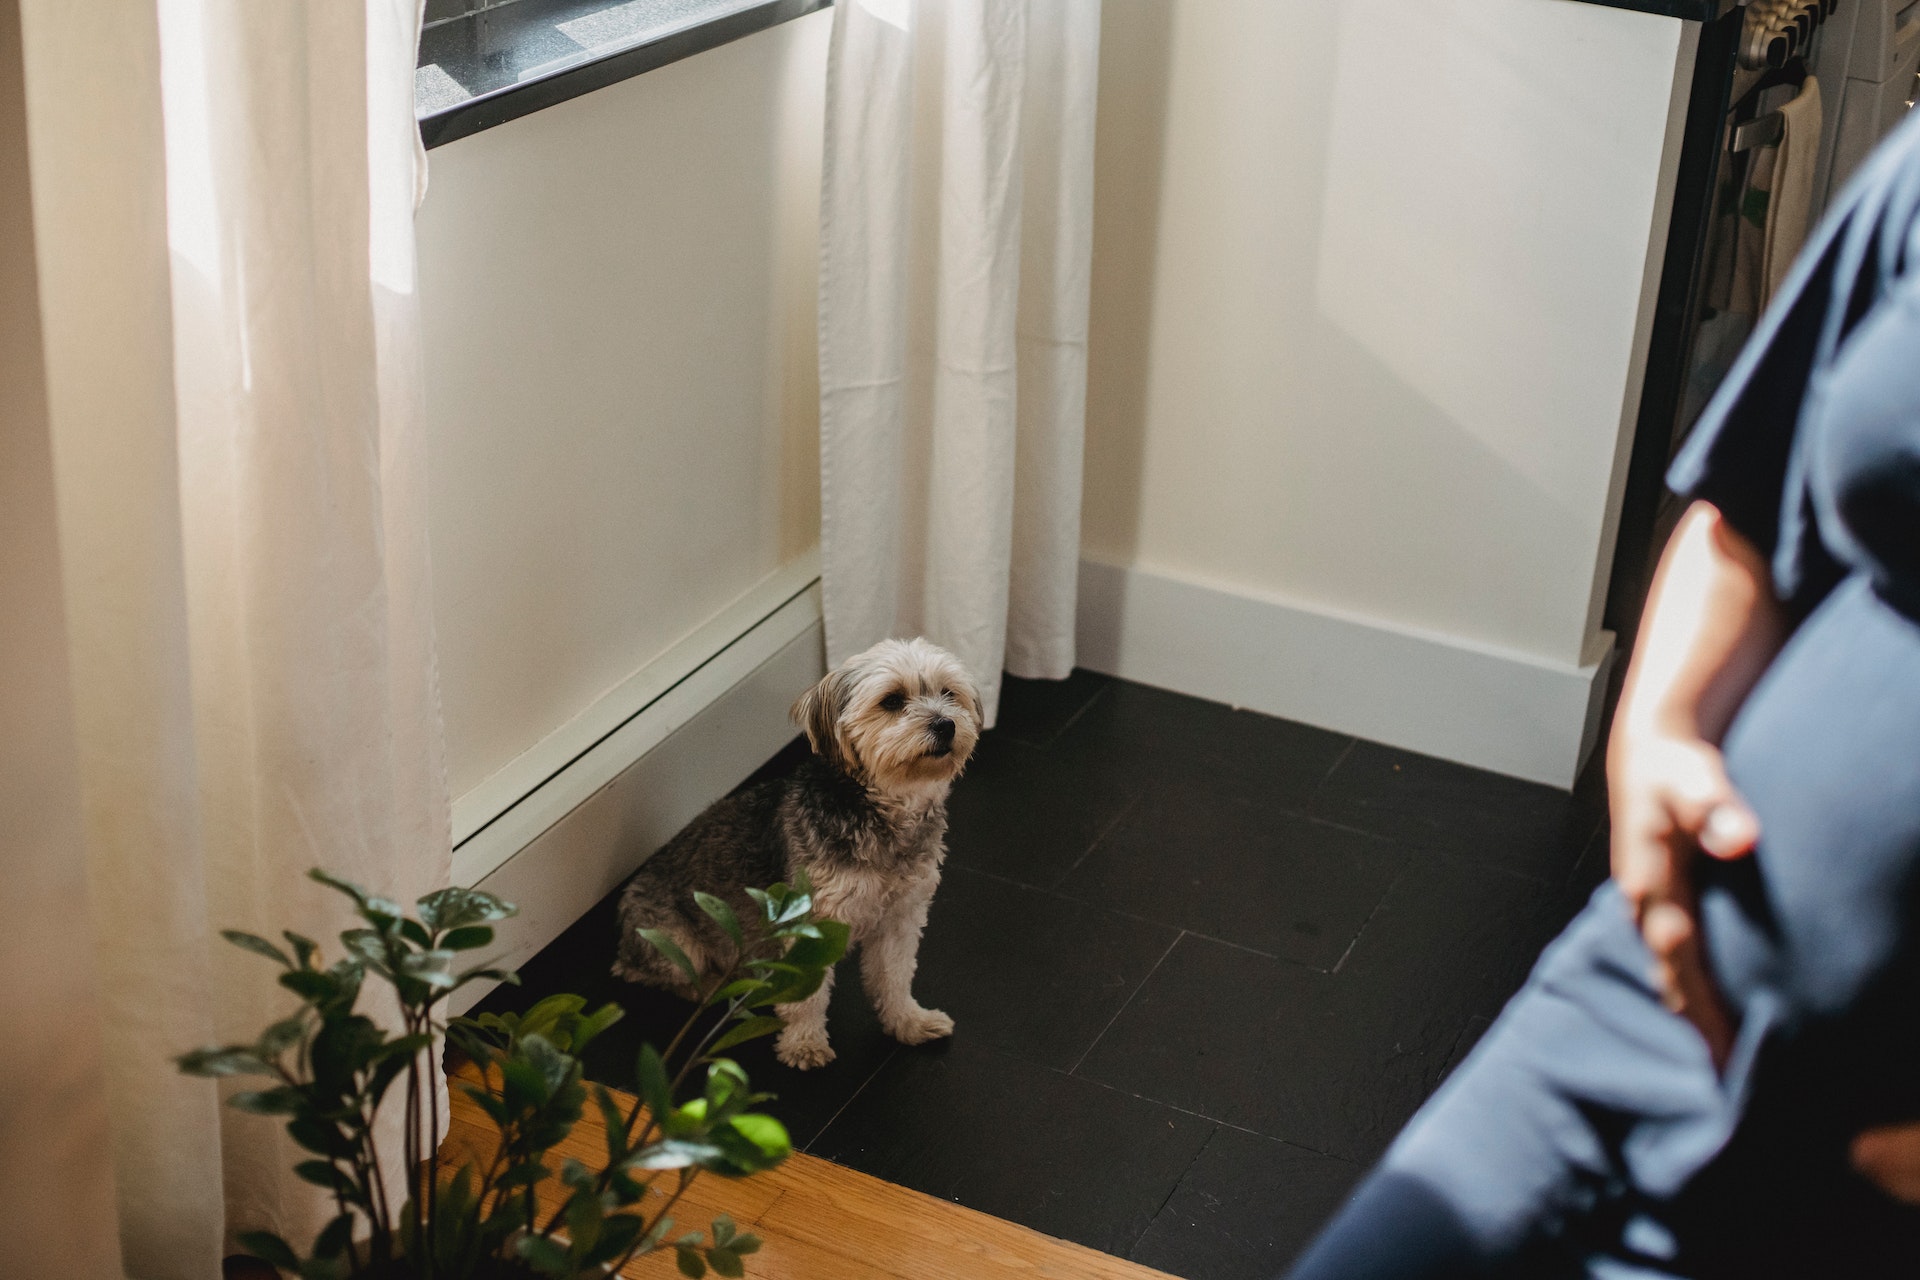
[1289,580,1920,1279]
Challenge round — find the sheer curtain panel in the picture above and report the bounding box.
[15,0,448,1274]
[817,0,1102,723]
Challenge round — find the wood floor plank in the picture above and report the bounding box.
[754,1162,1177,1280]
[441,1061,1176,1280]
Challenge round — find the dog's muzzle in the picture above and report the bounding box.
[926,717,956,758]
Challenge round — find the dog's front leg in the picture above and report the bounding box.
[863,876,953,1045]
[774,963,836,1069]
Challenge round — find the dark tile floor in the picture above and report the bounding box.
[471,671,1612,1279]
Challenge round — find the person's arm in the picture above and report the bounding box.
[1608,500,1792,1067]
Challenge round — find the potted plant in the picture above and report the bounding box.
[179,869,848,1280]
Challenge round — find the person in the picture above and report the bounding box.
[1286,108,1920,1279]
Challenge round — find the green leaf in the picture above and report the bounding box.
[441,925,494,951]
[398,947,457,990]
[417,884,518,932]
[571,1002,623,1058]
[340,928,389,969]
[222,930,293,967]
[727,1114,791,1161]
[635,1044,672,1121]
[559,1157,596,1192]
[256,1014,307,1058]
[759,970,825,1008]
[519,1032,575,1094]
[641,1213,677,1253]
[706,1127,781,1177]
[586,1213,645,1265]
[456,1082,511,1128]
[707,1058,747,1100]
[278,968,338,1002]
[785,918,850,970]
[516,1233,572,1276]
[566,1190,604,1254]
[773,889,812,926]
[308,867,371,906]
[237,1230,301,1272]
[287,1116,345,1157]
[359,890,405,921]
[499,1058,552,1110]
[176,1046,273,1077]
[627,1138,727,1171]
[520,993,588,1040]
[711,978,770,1004]
[706,1016,784,1055]
[293,1159,346,1190]
[676,1244,707,1278]
[594,1083,631,1163]
[229,1086,302,1115]
[710,1214,736,1246]
[693,893,744,947]
[636,928,699,984]
[311,1213,354,1260]
[730,1233,762,1256]
[707,1245,744,1278]
[282,931,319,969]
[496,1160,552,1189]
[499,1166,552,1197]
[398,918,433,949]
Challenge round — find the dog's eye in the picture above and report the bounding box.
[880,692,906,713]
[941,688,954,701]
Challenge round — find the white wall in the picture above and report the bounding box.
[1081,0,1695,784]
[416,10,830,816]
[418,0,1693,811]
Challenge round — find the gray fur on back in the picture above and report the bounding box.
[612,756,946,988]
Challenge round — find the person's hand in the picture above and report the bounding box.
[1854,1123,1920,1204]
[1608,729,1760,1068]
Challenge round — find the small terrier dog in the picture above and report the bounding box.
[613,637,981,1069]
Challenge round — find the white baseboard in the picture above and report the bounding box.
[449,581,826,1014]
[1075,558,1613,789]
[453,551,822,847]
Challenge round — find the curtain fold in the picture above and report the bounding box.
[818,0,1102,724]
[19,0,447,1272]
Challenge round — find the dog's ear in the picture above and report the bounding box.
[949,667,985,726]
[791,669,846,766]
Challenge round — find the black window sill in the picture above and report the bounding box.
[415,0,1714,153]
[1572,0,1722,18]
[417,0,831,150]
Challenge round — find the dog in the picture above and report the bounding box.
[612,636,981,1069]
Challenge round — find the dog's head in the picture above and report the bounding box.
[791,637,982,794]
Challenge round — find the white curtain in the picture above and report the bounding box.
[818,0,1102,724]
[16,0,447,1274]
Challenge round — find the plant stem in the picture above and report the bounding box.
[621,938,770,1142]
[364,1104,396,1258]
[330,1182,362,1275]
[607,1173,695,1277]
[425,1011,442,1274]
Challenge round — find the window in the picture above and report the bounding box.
[417,0,830,147]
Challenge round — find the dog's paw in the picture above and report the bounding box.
[775,1031,836,1070]
[886,1007,954,1046]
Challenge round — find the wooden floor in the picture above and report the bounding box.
[440,1062,1176,1280]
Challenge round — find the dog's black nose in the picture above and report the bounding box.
[930,717,956,743]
